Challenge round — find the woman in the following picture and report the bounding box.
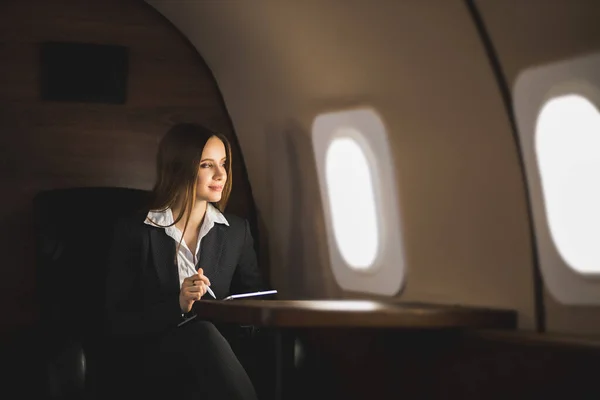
[104,123,265,399]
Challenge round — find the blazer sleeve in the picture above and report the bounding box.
[229,219,267,295]
[104,217,182,337]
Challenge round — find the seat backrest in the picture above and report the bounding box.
[33,187,149,338]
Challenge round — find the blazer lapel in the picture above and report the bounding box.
[198,224,226,278]
[149,228,180,292]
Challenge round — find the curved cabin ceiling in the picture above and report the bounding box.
[146,0,538,328]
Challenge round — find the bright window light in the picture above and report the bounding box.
[325,132,379,269]
[536,94,600,274]
[312,107,405,295]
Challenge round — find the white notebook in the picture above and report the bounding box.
[223,290,278,301]
[177,290,278,327]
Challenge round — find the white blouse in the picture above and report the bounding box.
[144,203,229,288]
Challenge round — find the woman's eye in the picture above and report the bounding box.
[201,163,213,168]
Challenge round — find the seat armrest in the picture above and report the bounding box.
[45,339,86,399]
[1,327,86,399]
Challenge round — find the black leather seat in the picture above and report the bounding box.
[33,187,150,399]
[29,186,275,399]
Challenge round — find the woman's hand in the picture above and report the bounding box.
[179,268,211,313]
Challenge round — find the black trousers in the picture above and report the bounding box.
[108,321,258,400]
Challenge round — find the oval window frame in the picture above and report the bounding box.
[311,107,406,296]
[514,52,600,305]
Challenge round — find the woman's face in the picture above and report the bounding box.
[196,136,227,203]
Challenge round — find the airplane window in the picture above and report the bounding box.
[325,133,378,269]
[536,94,600,275]
[514,53,600,304]
[312,108,406,296]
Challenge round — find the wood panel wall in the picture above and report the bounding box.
[0,0,255,334]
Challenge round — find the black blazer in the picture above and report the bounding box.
[104,211,265,337]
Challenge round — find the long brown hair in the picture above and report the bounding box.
[146,123,232,254]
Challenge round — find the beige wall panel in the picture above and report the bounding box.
[479,0,600,335]
[148,0,536,328]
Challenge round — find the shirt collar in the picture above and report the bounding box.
[144,203,229,229]
[206,203,229,226]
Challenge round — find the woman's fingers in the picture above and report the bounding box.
[179,277,207,313]
[186,284,207,294]
[196,275,211,287]
[184,282,207,299]
[182,275,198,286]
[181,273,209,304]
[183,273,211,287]
[196,269,212,286]
[194,283,207,299]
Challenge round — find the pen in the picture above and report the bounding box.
[181,256,217,299]
[205,285,216,299]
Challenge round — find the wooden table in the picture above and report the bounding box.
[192,300,516,400]
[193,299,517,329]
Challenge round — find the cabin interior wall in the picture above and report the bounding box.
[0,0,255,334]
[5,0,597,337]
[1,0,599,396]
[147,0,537,329]
[478,0,600,336]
